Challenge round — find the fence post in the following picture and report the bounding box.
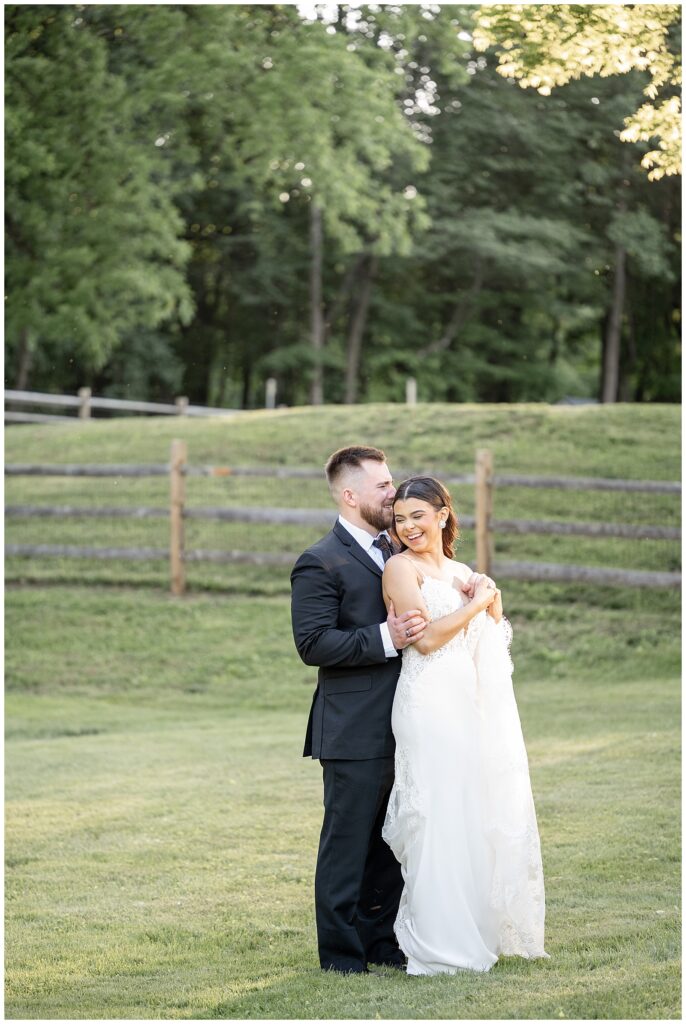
[265,377,277,409]
[170,439,187,596]
[78,387,92,419]
[406,377,417,405]
[175,396,189,415]
[475,448,493,575]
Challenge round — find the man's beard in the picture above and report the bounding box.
[359,501,393,533]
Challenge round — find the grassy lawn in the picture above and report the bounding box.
[5,405,681,1018]
[5,584,680,1019]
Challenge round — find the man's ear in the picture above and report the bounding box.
[342,487,356,508]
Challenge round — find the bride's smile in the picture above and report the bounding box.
[393,498,448,560]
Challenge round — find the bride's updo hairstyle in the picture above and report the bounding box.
[392,476,460,558]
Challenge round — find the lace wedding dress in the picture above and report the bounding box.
[382,572,548,975]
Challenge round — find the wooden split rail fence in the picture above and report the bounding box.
[5,382,422,422]
[5,442,681,595]
[4,388,239,424]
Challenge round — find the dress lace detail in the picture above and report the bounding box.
[499,615,514,672]
[382,575,547,974]
[400,575,484,665]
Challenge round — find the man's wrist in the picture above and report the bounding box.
[379,621,399,658]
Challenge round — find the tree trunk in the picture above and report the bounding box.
[344,254,376,404]
[324,253,366,343]
[419,258,484,357]
[601,241,626,403]
[309,202,324,405]
[618,303,637,402]
[241,358,252,409]
[15,327,33,390]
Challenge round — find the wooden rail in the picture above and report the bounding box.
[6,464,169,477]
[5,545,679,588]
[5,461,680,493]
[6,544,168,561]
[5,388,238,419]
[6,505,678,540]
[5,445,680,593]
[493,561,680,589]
[2,505,466,528]
[6,411,81,425]
[494,474,681,494]
[4,463,471,481]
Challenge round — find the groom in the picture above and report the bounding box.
[290,446,427,974]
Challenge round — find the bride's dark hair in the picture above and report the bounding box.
[392,476,460,558]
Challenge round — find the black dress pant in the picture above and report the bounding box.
[315,757,404,972]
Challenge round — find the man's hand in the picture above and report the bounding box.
[387,601,427,650]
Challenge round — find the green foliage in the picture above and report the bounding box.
[473,3,682,180]
[4,4,681,407]
[607,208,673,279]
[5,6,193,378]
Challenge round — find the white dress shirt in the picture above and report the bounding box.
[337,514,398,658]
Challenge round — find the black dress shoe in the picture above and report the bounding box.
[322,964,369,975]
[368,956,407,971]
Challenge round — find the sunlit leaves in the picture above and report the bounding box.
[620,95,682,181]
[473,4,681,179]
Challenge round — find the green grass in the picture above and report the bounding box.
[5,584,680,1019]
[4,404,681,1018]
[4,403,681,479]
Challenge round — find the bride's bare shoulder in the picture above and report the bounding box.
[385,553,426,587]
[384,555,425,604]
[384,552,415,577]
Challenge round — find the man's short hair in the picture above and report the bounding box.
[325,445,386,489]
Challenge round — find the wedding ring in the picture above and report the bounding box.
[406,628,412,637]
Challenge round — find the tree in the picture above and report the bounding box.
[5,6,193,389]
[354,9,677,405]
[224,7,432,403]
[6,4,679,408]
[473,4,682,180]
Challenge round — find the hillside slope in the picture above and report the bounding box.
[5,402,681,478]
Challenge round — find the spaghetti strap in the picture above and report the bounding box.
[398,553,426,583]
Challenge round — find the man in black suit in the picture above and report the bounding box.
[290,445,427,974]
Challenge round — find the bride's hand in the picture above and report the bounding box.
[472,576,496,610]
[487,587,503,623]
[462,572,496,599]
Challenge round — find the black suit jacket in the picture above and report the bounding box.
[291,520,402,760]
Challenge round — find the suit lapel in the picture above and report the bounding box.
[333,520,383,578]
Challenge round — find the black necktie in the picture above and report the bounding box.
[373,534,393,563]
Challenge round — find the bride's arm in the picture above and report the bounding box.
[383,557,495,656]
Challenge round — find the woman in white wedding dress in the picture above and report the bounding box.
[381,476,548,976]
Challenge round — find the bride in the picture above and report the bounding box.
[381,475,548,975]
